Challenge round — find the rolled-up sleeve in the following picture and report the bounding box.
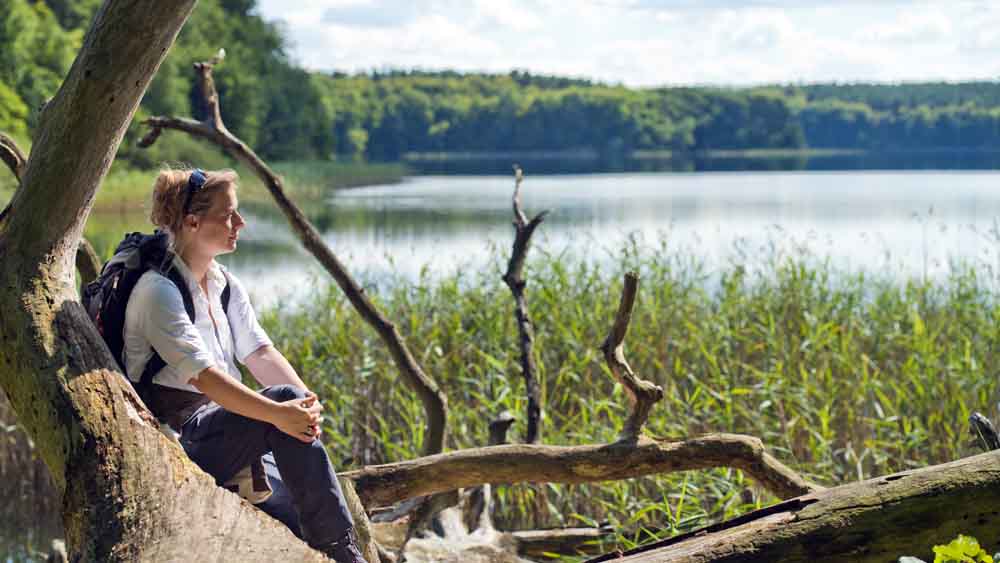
[225,273,273,363]
[133,275,214,383]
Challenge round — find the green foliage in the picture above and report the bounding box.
[933,535,994,563]
[0,80,28,136]
[3,0,1000,166]
[0,0,81,129]
[903,535,998,563]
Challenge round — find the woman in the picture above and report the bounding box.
[123,167,365,562]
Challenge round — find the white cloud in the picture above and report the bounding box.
[256,0,1000,86]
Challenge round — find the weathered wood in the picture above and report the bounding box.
[347,433,820,509]
[512,526,613,558]
[0,132,27,182]
[139,58,449,458]
[0,1,343,560]
[502,165,548,444]
[601,273,664,441]
[0,132,26,224]
[586,450,1000,563]
[1,133,104,286]
[75,238,101,288]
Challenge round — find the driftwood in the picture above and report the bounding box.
[586,449,1000,563]
[601,273,664,441]
[138,57,449,458]
[347,433,819,509]
[502,165,548,444]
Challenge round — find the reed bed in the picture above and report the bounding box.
[261,238,1000,557]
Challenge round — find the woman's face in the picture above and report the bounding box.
[188,183,245,256]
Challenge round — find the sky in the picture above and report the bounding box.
[255,0,1000,87]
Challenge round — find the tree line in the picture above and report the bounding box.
[3,0,1000,165]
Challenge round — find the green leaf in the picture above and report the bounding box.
[933,535,993,563]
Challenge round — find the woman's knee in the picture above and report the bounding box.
[261,384,307,402]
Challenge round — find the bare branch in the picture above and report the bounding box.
[75,238,102,288]
[192,61,227,131]
[347,433,821,509]
[0,133,27,183]
[139,57,448,457]
[0,132,28,225]
[502,165,549,444]
[601,273,664,441]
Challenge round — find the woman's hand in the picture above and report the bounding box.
[271,394,324,443]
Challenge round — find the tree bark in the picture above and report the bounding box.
[347,433,819,509]
[0,1,335,560]
[585,450,1000,563]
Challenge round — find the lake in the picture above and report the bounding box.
[156,169,1000,310]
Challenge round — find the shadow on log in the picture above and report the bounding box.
[586,450,1000,562]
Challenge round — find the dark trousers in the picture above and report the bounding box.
[179,384,355,547]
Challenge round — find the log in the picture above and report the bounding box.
[347,433,820,509]
[585,450,1000,563]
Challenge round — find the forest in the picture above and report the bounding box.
[4,0,1000,167]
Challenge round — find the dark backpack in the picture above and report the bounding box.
[82,231,230,401]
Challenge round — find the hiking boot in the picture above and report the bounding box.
[316,529,366,563]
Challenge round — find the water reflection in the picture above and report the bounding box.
[79,169,1000,312]
[406,150,1000,175]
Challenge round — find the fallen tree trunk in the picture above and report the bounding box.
[347,433,820,509]
[586,450,1000,562]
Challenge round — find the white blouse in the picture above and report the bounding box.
[123,256,272,393]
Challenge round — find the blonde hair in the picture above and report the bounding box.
[150,167,239,240]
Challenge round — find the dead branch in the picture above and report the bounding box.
[347,433,820,509]
[0,133,27,182]
[139,57,448,458]
[502,165,549,444]
[0,132,28,224]
[75,238,101,288]
[601,273,664,442]
[586,450,1000,563]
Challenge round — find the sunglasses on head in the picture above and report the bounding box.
[181,168,207,215]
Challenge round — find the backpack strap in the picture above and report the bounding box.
[221,269,232,312]
[138,266,232,391]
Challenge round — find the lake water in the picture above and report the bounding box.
[185,169,1000,310]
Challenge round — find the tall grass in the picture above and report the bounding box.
[261,239,1000,556]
